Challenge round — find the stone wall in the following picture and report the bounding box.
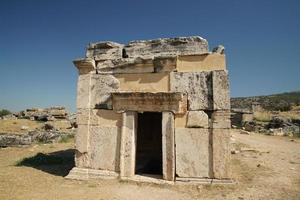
[70,36,231,182]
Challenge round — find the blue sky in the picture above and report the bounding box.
[0,0,299,112]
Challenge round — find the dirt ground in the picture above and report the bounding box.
[0,119,73,134]
[0,130,299,200]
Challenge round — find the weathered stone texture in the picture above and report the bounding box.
[77,74,91,109]
[162,112,175,181]
[177,53,226,72]
[175,128,210,178]
[96,57,154,74]
[77,109,121,126]
[211,110,231,129]
[73,58,95,75]
[112,92,187,114]
[124,36,208,59]
[89,126,120,171]
[90,74,120,109]
[212,128,231,179]
[187,111,209,128]
[86,41,123,61]
[75,124,88,153]
[153,56,177,72]
[175,113,187,128]
[212,70,230,110]
[114,72,169,92]
[75,151,89,168]
[120,112,137,177]
[170,72,212,110]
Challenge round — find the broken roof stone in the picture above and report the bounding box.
[124,36,209,58]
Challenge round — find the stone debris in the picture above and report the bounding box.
[19,107,69,121]
[69,36,231,183]
[0,131,74,147]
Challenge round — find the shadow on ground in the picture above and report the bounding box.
[16,149,75,177]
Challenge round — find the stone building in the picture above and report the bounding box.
[67,36,231,183]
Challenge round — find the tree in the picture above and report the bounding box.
[0,109,12,117]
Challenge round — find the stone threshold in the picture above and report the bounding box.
[66,167,234,185]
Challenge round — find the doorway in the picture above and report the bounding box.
[135,112,162,175]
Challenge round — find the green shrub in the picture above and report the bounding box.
[0,109,11,117]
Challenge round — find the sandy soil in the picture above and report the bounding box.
[0,130,299,200]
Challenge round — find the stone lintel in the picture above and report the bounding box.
[112,92,187,114]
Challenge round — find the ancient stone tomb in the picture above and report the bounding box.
[67,36,231,183]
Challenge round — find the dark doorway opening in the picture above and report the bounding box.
[135,112,162,175]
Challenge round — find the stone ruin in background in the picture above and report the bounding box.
[67,36,232,184]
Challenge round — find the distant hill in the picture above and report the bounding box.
[231,91,300,111]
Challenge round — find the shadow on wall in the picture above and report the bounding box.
[15,149,75,177]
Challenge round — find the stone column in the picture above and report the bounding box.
[162,112,175,181]
[120,111,137,177]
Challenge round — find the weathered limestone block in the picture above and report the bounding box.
[90,74,120,109]
[75,124,88,153]
[77,109,122,126]
[170,72,212,110]
[120,111,137,177]
[211,111,231,129]
[177,53,226,72]
[96,57,154,74]
[89,126,120,171]
[114,72,169,92]
[112,92,187,114]
[75,151,89,168]
[175,128,210,178]
[73,58,95,75]
[153,56,177,72]
[162,112,175,181]
[86,41,123,61]
[124,36,208,58]
[212,128,231,179]
[187,111,209,128]
[212,70,230,110]
[175,113,187,128]
[77,74,91,109]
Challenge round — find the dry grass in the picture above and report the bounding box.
[0,119,44,134]
[254,111,300,122]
